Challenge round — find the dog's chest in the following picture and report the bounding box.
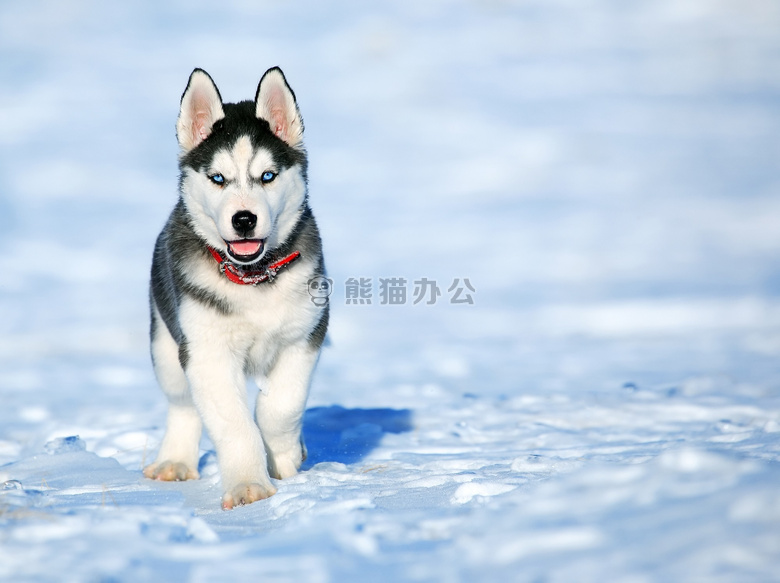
[177,253,320,374]
[220,276,316,369]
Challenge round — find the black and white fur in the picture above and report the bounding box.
[144,67,328,510]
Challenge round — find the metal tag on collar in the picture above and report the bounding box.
[246,273,267,286]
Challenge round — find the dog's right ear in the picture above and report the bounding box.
[255,67,303,148]
[177,69,225,153]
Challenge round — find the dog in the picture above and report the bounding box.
[143,67,328,510]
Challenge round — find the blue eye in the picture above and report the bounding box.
[261,171,276,184]
[209,174,225,185]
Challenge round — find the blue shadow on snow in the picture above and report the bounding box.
[301,405,413,468]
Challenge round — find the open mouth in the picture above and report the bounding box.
[225,239,265,263]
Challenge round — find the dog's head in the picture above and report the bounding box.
[176,67,307,265]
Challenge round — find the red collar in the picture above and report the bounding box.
[207,246,302,285]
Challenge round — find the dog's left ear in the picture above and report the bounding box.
[177,69,225,154]
[255,67,304,148]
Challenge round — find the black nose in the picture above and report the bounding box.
[232,211,257,236]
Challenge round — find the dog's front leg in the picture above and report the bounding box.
[186,346,277,509]
[144,307,202,482]
[256,341,320,479]
[182,310,276,509]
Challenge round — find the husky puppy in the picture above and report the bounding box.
[143,67,328,510]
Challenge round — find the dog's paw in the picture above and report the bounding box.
[221,482,277,510]
[266,438,307,480]
[268,450,304,480]
[269,458,299,480]
[143,461,199,482]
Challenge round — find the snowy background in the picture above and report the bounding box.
[1,0,780,581]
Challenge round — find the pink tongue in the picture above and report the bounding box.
[230,240,262,256]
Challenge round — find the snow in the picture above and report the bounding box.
[1,0,780,581]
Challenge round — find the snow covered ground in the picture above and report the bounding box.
[1,0,780,581]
